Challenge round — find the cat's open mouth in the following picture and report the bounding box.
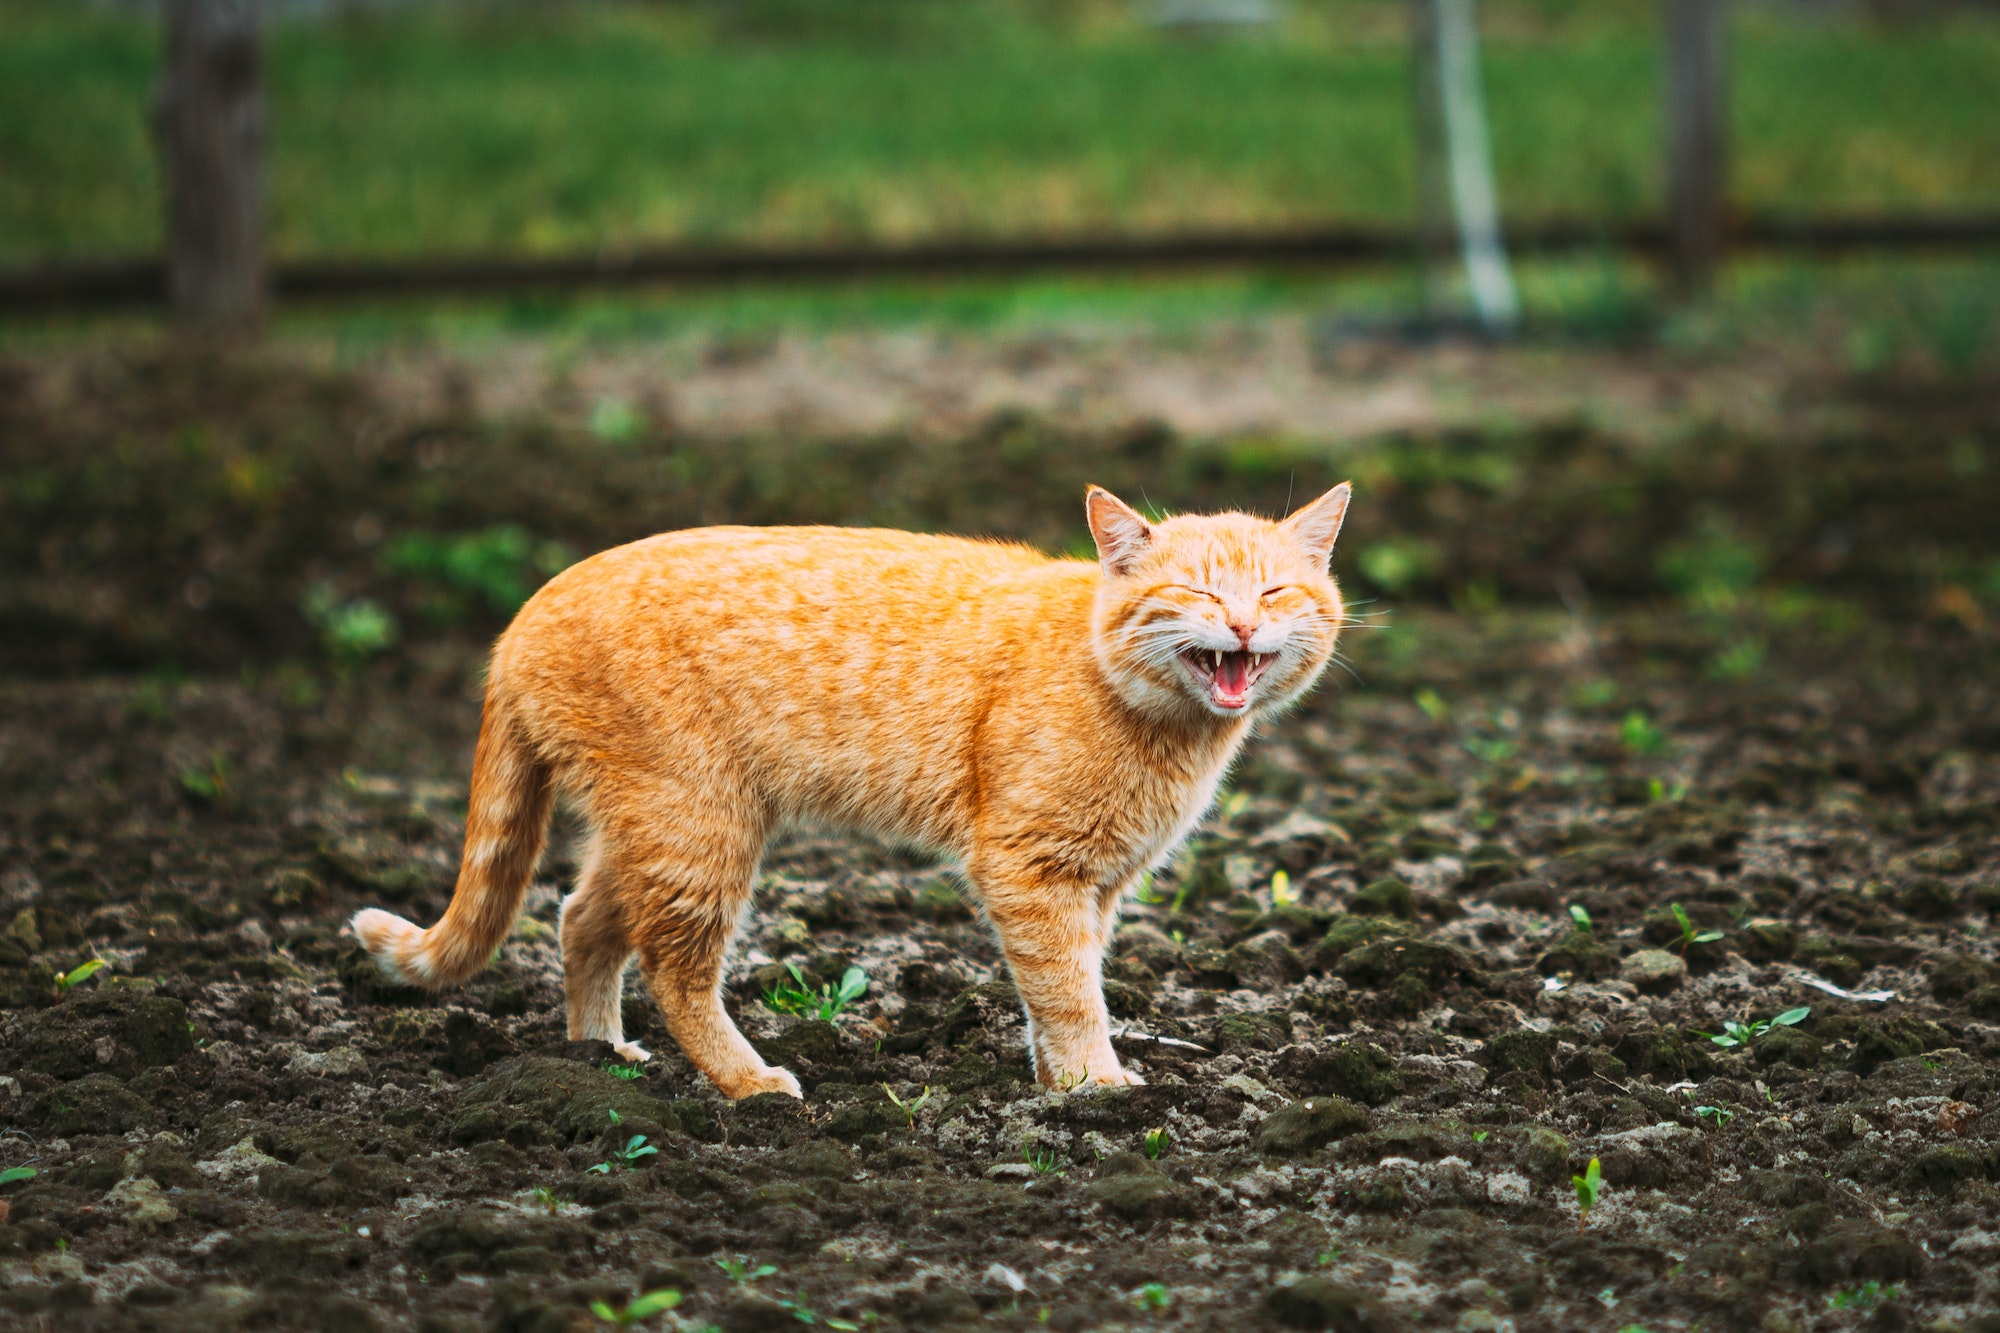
[1180,648,1275,710]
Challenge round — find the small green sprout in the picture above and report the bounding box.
[613,1134,658,1166]
[529,1185,561,1215]
[603,1062,644,1081]
[1829,1279,1897,1310]
[1698,1006,1810,1048]
[177,752,232,803]
[1270,870,1297,907]
[1472,1131,1489,1144]
[1414,688,1450,722]
[776,1297,859,1327]
[1141,1127,1170,1160]
[763,962,869,1021]
[1568,904,1592,932]
[589,1288,682,1326]
[715,1255,777,1285]
[1024,1144,1065,1175]
[1669,902,1726,954]
[1619,710,1667,755]
[881,1082,933,1132]
[1132,1283,1171,1311]
[0,1167,37,1186]
[1693,1105,1734,1127]
[53,959,108,993]
[1132,870,1168,906]
[1572,1157,1603,1233]
[1314,1246,1341,1266]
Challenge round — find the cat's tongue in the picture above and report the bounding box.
[1214,651,1253,706]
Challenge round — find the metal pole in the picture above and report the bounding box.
[1434,0,1518,332]
[1664,0,1727,296]
[157,0,265,331]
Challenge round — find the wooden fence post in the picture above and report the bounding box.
[157,0,265,330]
[1664,0,1727,296]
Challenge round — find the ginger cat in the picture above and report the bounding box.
[352,483,1351,1097]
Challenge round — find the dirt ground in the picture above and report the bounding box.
[1,337,1998,1333]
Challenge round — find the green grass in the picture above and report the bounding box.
[1,0,1996,265]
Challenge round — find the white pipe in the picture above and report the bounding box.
[1434,0,1519,331]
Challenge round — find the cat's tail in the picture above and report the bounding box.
[351,692,554,988]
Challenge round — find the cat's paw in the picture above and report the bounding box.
[718,1064,803,1100]
[1091,1066,1146,1088]
[611,1040,651,1064]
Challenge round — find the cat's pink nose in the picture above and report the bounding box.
[1228,622,1255,649]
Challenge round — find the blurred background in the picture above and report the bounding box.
[1,0,1997,674]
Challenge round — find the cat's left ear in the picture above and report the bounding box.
[1085,485,1154,576]
[1281,482,1352,567]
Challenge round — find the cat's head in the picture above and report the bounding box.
[1086,484,1351,720]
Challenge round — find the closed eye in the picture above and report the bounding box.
[1261,586,1290,598]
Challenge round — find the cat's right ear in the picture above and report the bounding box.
[1085,485,1154,576]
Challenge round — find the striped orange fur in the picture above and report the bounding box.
[351,483,1351,1098]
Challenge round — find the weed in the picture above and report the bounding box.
[715,1255,777,1286]
[1669,902,1726,954]
[1269,870,1296,907]
[1132,870,1167,906]
[1829,1279,1897,1310]
[1709,637,1765,681]
[1472,1131,1489,1143]
[776,1297,859,1328]
[588,1111,660,1173]
[881,1082,933,1131]
[1572,1156,1603,1233]
[1314,1247,1341,1266]
[52,959,108,994]
[302,582,397,664]
[529,1185,562,1215]
[0,1167,36,1186]
[1618,710,1667,756]
[176,753,232,805]
[1568,903,1592,932]
[603,1062,644,1081]
[1132,1283,1171,1311]
[1693,1105,1734,1128]
[1464,734,1516,765]
[763,961,869,1021]
[1413,687,1450,722]
[1142,1127,1170,1160]
[1024,1144,1066,1175]
[612,1135,659,1167]
[1698,1006,1809,1048]
[590,1288,682,1326]
[383,525,573,620]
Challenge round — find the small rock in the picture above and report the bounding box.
[985,1162,1037,1180]
[1620,948,1687,994]
[1088,1156,1192,1221]
[196,1136,284,1183]
[106,1174,179,1230]
[1484,1171,1532,1206]
[1255,1096,1368,1156]
[1350,878,1417,919]
[286,1046,369,1079]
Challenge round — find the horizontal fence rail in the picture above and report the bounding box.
[3,213,1998,312]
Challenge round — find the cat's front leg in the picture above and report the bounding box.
[974,867,1141,1089]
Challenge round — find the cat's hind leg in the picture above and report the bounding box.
[601,783,800,1100]
[558,833,648,1064]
